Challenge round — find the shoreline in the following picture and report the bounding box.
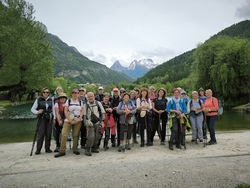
[0,131,250,187]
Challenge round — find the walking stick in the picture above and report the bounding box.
[158,113,162,140]
[203,114,207,147]
[30,118,40,156]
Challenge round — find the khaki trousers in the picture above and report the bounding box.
[59,121,81,153]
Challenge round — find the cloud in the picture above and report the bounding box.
[235,0,250,18]
[91,54,108,65]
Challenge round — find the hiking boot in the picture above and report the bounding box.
[209,141,217,145]
[35,150,41,155]
[45,149,52,153]
[147,142,153,146]
[176,144,182,149]
[133,139,138,144]
[161,141,165,145]
[118,145,123,152]
[125,143,131,150]
[199,139,203,142]
[140,142,145,147]
[191,139,196,142]
[84,148,92,156]
[169,142,173,150]
[81,145,86,149]
[54,152,65,158]
[92,149,99,153]
[54,147,60,152]
[112,143,116,147]
[73,151,80,155]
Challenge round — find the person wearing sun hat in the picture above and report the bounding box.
[53,92,68,152]
[54,89,84,158]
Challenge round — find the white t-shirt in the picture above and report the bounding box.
[64,99,82,122]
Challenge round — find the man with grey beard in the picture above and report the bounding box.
[84,92,105,156]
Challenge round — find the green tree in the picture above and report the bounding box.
[0,0,54,101]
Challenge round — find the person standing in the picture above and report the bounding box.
[198,87,207,104]
[54,89,83,158]
[31,87,54,155]
[152,88,168,145]
[203,89,219,145]
[166,88,187,150]
[53,92,68,152]
[187,91,204,142]
[136,88,153,147]
[95,86,104,102]
[78,87,87,149]
[130,90,138,144]
[117,93,137,151]
[110,87,121,147]
[84,92,105,156]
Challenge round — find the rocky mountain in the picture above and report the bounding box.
[110,59,158,79]
[44,33,132,84]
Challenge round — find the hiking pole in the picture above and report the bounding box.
[30,118,40,156]
[158,113,162,141]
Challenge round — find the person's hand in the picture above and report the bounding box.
[101,121,105,128]
[113,107,117,111]
[58,120,63,126]
[53,119,56,126]
[175,110,181,115]
[37,109,43,114]
[179,114,184,118]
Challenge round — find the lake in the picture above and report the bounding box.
[0,103,249,144]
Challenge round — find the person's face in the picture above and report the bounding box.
[135,91,140,98]
[130,92,135,99]
[141,90,147,97]
[103,95,109,102]
[57,89,63,94]
[123,95,129,102]
[199,90,205,96]
[174,90,180,98]
[205,91,212,98]
[98,89,103,94]
[79,90,85,97]
[113,90,119,96]
[192,93,198,99]
[59,97,67,103]
[181,94,187,99]
[43,89,50,98]
[150,88,155,94]
[120,91,125,96]
[158,90,164,97]
[87,93,94,103]
[72,92,79,99]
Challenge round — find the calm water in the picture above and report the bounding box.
[0,103,249,143]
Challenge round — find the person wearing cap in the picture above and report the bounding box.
[110,87,121,147]
[83,92,106,156]
[120,88,126,99]
[152,88,168,145]
[198,87,207,104]
[53,92,68,152]
[136,87,153,147]
[54,89,84,158]
[187,91,204,142]
[95,86,104,102]
[79,87,87,149]
[166,88,187,150]
[31,87,54,155]
[181,91,189,106]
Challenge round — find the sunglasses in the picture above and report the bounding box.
[113,91,118,92]
[43,91,49,94]
[120,91,125,93]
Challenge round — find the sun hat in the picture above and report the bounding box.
[58,93,68,99]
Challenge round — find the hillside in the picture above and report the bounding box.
[135,20,250,84]
[45,33,132,84]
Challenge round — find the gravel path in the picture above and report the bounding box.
[1,131,250,188]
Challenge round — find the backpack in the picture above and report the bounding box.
[212,97,223,116]
[189,99,202,109]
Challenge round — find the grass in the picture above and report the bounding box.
[236,183,250,188]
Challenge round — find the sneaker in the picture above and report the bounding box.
[199,139,203,142]
[169,143,173,150]
[176,144,182,149]
[146,142,153,146]
[35,150,41,155]
[54,152,65,158]
[118,145,123,152]
[54,147,60,152]
[112,143,116,147]
[133,139,138,144]
[161,142,165,145]
[84,148,92,156]
[140,142,145,147]
[45,149,52,153]
[73,151,80,155]
[191,139,196,142]
[209,141,217,145]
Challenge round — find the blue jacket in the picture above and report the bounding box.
[166,98,187,114]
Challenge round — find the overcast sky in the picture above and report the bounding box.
[27,0,250,67]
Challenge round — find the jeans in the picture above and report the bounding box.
[206,115,217,142]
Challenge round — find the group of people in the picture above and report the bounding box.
[31,85,219,157]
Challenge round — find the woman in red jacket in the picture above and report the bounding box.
[203,89,219,145]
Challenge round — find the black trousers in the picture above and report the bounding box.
[37,117,52,151]
[80,121,87,147]
[54,120,62,147]
[170,117,185,145]
[139,112,152,144]
[152,112,168,142]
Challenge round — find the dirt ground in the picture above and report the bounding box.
[0,131,250,188]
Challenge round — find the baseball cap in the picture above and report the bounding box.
[79,87,86,92]
[98,86,103,90]
[72,89,79,94]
